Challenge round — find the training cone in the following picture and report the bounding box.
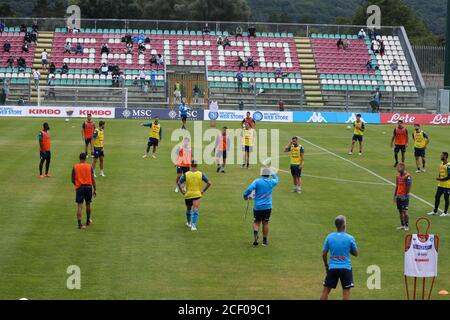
[438,290,449,295]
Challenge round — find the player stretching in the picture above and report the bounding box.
[72,153,96,229]
[175,137,192,192]
[390,120,408,168]
[38,122,51,178]
[427,152,450,217]
[179,101,190,129]
[177,160,211,231]
[241,122,255,169]
[243,167,279,246]
[348,114,365,156]
[394,163,411,230]
[215,126,230,173]
[241,111,256,129]
[92,121,106,177]
[412,124,429,173]
[284,136,304,193]
[142,117,162,159]
[82,113,95,157]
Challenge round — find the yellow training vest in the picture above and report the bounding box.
[242,128,254,147]
[185,171,204,199]
[290,145,303,165]
[93,129,104,148]
[413,131,427,148]
[149,123,161,140]
[438,162,450,188]
[353,121,364,135]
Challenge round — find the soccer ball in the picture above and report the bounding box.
[346,125,351,129]
[65,118,70,122]
[262,158,272,166]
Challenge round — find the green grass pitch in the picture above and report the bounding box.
[0,118,449,300]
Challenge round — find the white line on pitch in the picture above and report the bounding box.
[299,137,436,209]
[277,169,390,186]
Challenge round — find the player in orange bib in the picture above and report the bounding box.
[71,153,96,229]
[38,122,51,178]
[390,120,409,167]
[81,113,96,157]
[393,163,411,231]
[214,126,230,173]
[175,137,192,193]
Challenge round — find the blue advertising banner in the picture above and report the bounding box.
[115,108,204,120]
[293,111,380,124]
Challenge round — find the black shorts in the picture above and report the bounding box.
[352,134,363,142]
[148,137,159,147]
[290,164,302,177]
[181,115,187,121]
[177,166,190,174]
[185,197,200,207]
[436,187,450,197]
[254,209,271,222]
[84,138,92,145]
[243,145,253,152]
[40,150,51,161]
[394,145,406,153]
[414,147,426,158]
[93,147,104,159]
[76,185,93,204]
[323,268,354,289]
[396,196,409,210]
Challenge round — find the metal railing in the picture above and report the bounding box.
[412,45,445,75]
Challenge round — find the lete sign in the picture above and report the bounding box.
[0,106,115,118]
[115,108,204,120]
[380,113,450,125]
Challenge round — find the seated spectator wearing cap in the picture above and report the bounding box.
[64,41,72,53]
[75,42,84,54]
[237,56,245,70]
[6,55,14,68]
[358,29,366,39]
[149,54,157,67]
[100,63,109,76]
[61,62,69,74]
[246,57,255,70]
[156,54,164,67]
[223,36,231,49]
[235,25,243,39]
[202,24,210,37]
[101,43,110,55]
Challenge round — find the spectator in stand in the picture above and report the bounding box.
[156,54,164,67]
[20,24,27,33]
[41,49,48,69]
[145,36,151,44]
[236,71,243,92]
[100,62,109,76]
[358,29,366,39]
[246,57,255,70]
[32,22,38,33]
[237,56,245,70]
[61,62,69,74]
[118,72,125,88]
[48,62,56,74]
[6,55,14,68]
[125,33,132,44]
[3,40,10,52]
[32,69,40,89]
[344,39,351,50]
[139,67,146,88]
[370,88,382,112]
[235,25,243,39]
[192,84,200,103]
[138,42,146,55]
[202,24,210,37]
[0,21,5,34]
[24,32,31,44]
[22,42,29,53]
[47,75,56,100]
[223,36,231,48]
[216,36,224,46]
[379,40,385,56]
[249,77,256,93]
[369,29,377,41]
[125,42,133,54]
[150,69,157,93]
[64,41,72,53]
[275,66,282,78]
[17,57,26,70]
[75,42,84,54]
[149,54,158,67]
[101,43,110,55]
[30,32,37,44]
[390,59,399,72]
[336,38,344,50]
[366,60,373,71]
[1,79,9,104]
[248,25,256,38]
[238,100,244,110]
[371,39,379,54]
[278,99,285,111]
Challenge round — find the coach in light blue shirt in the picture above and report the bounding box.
[320,215,358,300]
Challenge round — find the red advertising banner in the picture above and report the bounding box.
[380,113,450,125]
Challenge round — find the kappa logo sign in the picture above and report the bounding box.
[346,113,366,123]
[307,112,327,123]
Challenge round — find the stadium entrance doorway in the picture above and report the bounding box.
[167,70,208,109]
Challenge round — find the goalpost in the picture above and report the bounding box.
[36,86,128,108]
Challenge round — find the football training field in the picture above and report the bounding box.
[0,118,449,300]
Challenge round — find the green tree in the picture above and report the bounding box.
[0,3,16,17]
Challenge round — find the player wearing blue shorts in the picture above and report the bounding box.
[179,102,190,129]
[321,215,358,300]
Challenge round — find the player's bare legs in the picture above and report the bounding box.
[253,221,261,246]
[76,203,86,229]
[320,287,332,300]
[86,202,93,226]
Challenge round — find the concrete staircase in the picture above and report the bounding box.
[294,37,324,107]
[30,31,54,103]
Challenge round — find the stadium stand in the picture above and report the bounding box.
[0,24,426,111]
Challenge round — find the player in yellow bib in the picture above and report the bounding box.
[412,124,429,173]
[92,121,106,177]
[241,122,255,169]
[348,114,365,156]
[177,161,212,231]
[427,152,450,217]
[284,136,305,193]
[142,117,162,159]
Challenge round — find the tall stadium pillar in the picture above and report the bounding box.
[445,0,450,89]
